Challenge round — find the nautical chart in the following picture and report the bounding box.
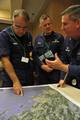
[0,85,80,120]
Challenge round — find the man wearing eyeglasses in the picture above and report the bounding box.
[0,9,33,95]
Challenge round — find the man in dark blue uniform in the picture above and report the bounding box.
[46,5,80,89]
[0,9,33,95]
[33,14,64,85]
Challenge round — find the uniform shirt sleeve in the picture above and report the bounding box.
[60,36,80,80]
[60,37,70,80]
[68,65,80,77]
[60,65,80,81]
[33,36,44,67]
[0,31,10,58]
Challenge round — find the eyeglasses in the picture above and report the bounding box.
[14,24,28,30]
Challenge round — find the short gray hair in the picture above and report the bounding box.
[61,5,80,21]
[39,14,50,23]
[13,9,30,21]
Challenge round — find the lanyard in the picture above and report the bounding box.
[9,27,27,57]
[44,40,50,50]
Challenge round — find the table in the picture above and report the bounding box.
[0,84,80,120]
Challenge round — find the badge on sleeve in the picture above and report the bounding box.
[72,79,77,86]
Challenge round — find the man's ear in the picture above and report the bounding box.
[39,23,42,31]
[39,23,41,29]
[76,20,80,30]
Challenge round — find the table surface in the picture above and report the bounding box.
[0,84,80,120]
[50,84,80,105]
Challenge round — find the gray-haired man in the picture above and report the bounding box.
[46,5,80,89]
[0,9,33,95]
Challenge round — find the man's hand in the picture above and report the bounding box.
[1,57,24,96]
[41,64,53,72]
[13,81,23,96]
[45,53,68,72]
[57,80,65,88]
[45,53,62,69]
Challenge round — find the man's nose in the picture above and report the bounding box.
[46,24,50,28]
[19,28,27,32]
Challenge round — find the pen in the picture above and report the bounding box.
[20,90,24,96]
[57,72,68,87]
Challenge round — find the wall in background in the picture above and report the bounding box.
[0,0,80,37]
[32,0,80,38]
[0,23,11,31]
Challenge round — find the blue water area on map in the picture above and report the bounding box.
[0,86,48,120]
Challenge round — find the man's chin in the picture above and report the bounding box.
[18,34,24,37]
[46,31,52,35]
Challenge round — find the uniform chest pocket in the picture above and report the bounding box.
[36,42,48,55]
[50,42,60,53]
[10,43,23,55]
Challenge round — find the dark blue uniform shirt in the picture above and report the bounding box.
[0,26,33,87]
[61,37,80,88]
[33,31,64,84]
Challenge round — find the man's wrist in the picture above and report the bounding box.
[13,79,20,84]
[60,63,69,72]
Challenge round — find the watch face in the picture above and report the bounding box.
[72,79,77,86]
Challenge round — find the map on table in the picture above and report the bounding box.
[0,85,80,120]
